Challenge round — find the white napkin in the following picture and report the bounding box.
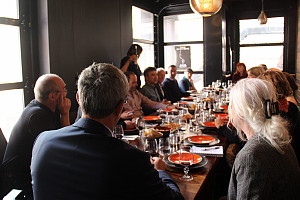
[191,146,223,157]
[122,135,139,141]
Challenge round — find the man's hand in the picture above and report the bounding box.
[124,120,136,130]
[150,157,166,171]
[57,94,71,115]
[120,111,133,119]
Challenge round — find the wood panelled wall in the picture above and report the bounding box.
[37,0,133,110]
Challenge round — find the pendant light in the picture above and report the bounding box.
[258,0,268,25]
[189,0,223,17]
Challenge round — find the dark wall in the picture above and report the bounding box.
[37,0,133,110]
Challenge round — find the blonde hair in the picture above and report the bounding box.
[228,78,291,154]
[247,66,265,78]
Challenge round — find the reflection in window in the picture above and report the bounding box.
[132,6,154,74]
[0,24,23,84]
[164,14,203,43]
[164,44,204,71]
[240,46,283,70]
[239,17,284,70]
[0,89,24,140]
[163,13,204,80]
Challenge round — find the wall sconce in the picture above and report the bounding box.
[189,0,223,17]
[258,0,267,25]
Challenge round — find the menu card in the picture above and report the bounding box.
[191,146,223,157]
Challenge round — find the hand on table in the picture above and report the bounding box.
[214,116,226,128]
[151,157,166,171]
[124,120,136,130]
[121,111,134,119]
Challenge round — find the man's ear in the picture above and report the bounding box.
[48,92,56,101]
[115,100,124,117]
[76,92,80,106]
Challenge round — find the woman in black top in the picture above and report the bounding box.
[120,44,143,89]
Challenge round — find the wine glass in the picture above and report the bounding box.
[113,125,124,140]
[144,139,158,157]
[178,144,194,181]
[158,137,170,158]
[134,117,145,136]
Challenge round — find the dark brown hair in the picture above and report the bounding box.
[260,70,293,99]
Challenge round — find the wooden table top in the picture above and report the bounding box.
[166,133,227,200]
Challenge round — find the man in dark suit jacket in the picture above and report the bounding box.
[31,63,184,200]
[162,65,189,103]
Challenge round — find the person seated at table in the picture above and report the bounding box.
[179,68,197,93]
[232,62,247,83]
[120,44,143,89]
[247,66,265,78]
[0,74,71,199]
[282,72,299,106]
[140,67,167,103]
[31,63,184,200]
[227,78,300,200]
[260,70,300,162]
[156,68,168,101]
[162,65,189,103]
[123,71,173,118]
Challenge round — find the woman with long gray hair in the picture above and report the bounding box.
[227,78,300,200]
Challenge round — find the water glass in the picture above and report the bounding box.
[113,125,124,140]
[158,137,170,158]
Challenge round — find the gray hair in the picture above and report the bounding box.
[77,63,128,118]
[34,74,61,102]
[157,68,165,73]
[228,78,290,154]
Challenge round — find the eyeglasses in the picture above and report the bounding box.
[54,88,68,93]
[124,97,128,104]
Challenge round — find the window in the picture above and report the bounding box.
[239,17,284,70]
[164,13,204,89]
[0,0,31,140]
[132,6,154,86]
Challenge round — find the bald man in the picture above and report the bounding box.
[0,74,71,199]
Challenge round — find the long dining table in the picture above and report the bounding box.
[166,132,228,200]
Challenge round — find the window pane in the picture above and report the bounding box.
[0,24,23,83]
[240,46,283,70]
[0,0,19,19]
[177,73,203,91]
[239,17,284,45]
[164,14,203,43]
[132,6,153,41]
[0,89,24,140]
[134,42,154,72]
[164,44,204,71]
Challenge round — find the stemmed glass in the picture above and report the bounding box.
[178,144,194,181]
[158,137,170,158]
[113,125,124,140]
[144,139,158,157]
[135,117,145,136]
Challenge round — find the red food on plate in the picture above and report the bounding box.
[188,135,216,144]
[168,153,202,165]
[202,121,216,128]
[213,113,228,118]
[143,116,161,121]
[220,105,228,110]
[162,108,173,112]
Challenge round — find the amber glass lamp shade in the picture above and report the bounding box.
[189,0,223,17]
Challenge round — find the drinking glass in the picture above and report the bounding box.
[178,144,194,181]
[158,137,170,158]
[144,139,158,157]
[113,125,124,140]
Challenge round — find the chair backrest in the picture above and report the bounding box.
[0,128,7,164]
